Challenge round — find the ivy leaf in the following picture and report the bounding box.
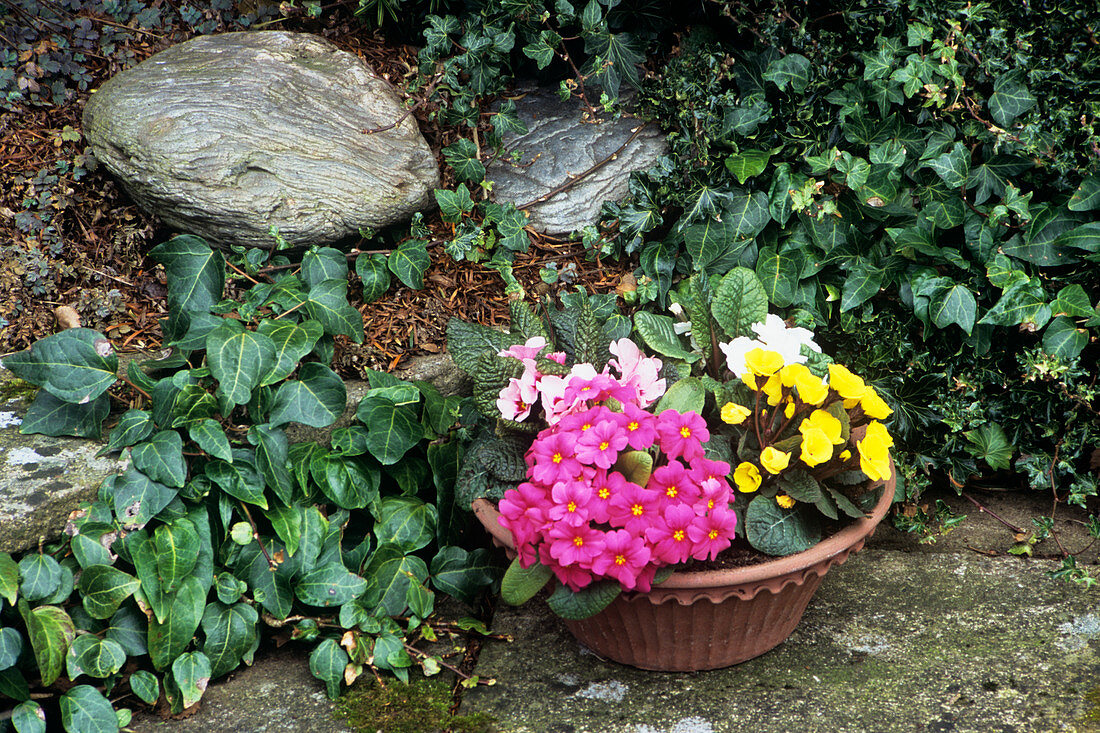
[108,467,177,529]
[361,544,429,616]
[206,321,277,407]
[1054,222,1100,255]
[500,556,553,606]
[59,685,119,733]
[301,247,348,288]
[295,562,366,608]
[712,267,769,338]
[387,239,431,290]
[0,552,17,607]
[0,627,23,670]
[1068,176,1100,212]
[443,139,485,184]
[131,430,187,488]
[3,328,117,405]
[978,279,1051,329]
[18,600,75,686]
[490,99,528,137]
[374,497,438,552]
[148,234,225,313]
[725,190,772,239]
[171,651,212,709]
[12,701,45,733]
[69,635,126,678]
[355,252,392,304]
[205,459,268,510]
[725,149,773,184]
[269,362,347,428]
[1042,317,1088,360]
[201,601,259,678]
[310,638,348,700]
[966,155,1032,205]
[924,142,970,188]
[106,606,147,657]
[147,575,205,670]
[633,311,699,362]
[546,579,621,620]
[305,279,365,343]
[755,245,799,308]
[188,418,233,463]
[964,423,1014,471]
[840,260,885,312]
[103,409,155,454]
[18,554,62,603]
[745,495,821,556]
[523,29,560,69]
[430,547,496,605]
[154,519,200,595]
[683,216,738,271]
[762,53,811,92]
[356,398,424,465]
[257,319,324,386]
[129,670,160,706]
[77,565,140,620]
[249,424,297,507]
[19,390,109,441]
[988,71,1036,127]
[435,185,475,224]
[928,281,978,336]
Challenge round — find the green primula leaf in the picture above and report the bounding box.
[3,328,117,405]
[713,267,768,338]
[257,319,324,386]
[295,563,366,608]
[546,579,621,620]
[129,669,160,706]
[614,450,653,488]
[763,53,811,92]
[429,547,495,605]
[306,279,365,343]
[310,638,348,700]
[655,377,705,415]
[148,576,206,670]
[725,149,773,184]
[18,554,62,602]
[19,390,109,439]
[59,685,119,733]
[1042,316,1088,360]
[69,635,126,678]
[633,311,699,362]
[356,252,392,304]
[154,519,200,594]
[1068,176,1100,212]
[361,543,429,617]
[171,651,212,709]
[388,239,431,290]
[131,430,187,488]
[78,565,140,620]
[103,409,155,454]
[18,600,75,686]
[964,423,1014,471]
[269,362,347,428]
[500,557,553,606]
[188,418,233,462]
[745,495,821,556]
[0,552,17,607]
[12,701,45,733]
[206,321,277,407]
[148,234,225,313]
[374,497,438,552]
[355,399,424,465]
[301,247,348,288]
[201,601,259,678]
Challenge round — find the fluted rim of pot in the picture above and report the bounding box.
[471,459,895,592]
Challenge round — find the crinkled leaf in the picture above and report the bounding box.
[546,579,621,620]
[500,556,553,606]
[712,267,768,338]
[655,377,705,415]
[745,495,821,556]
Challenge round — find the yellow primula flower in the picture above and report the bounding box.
[733,462,762,493]
[784,401,796,419]
[799,426,833,467]
[860,388,893,419]
[760,446,792,474]
[776,493,796,509]
[828,363,869,400]
[800,409,844,445]
[762,374,784,406]
[779,363,812,388]
[857,421,893,482]
[839,449,852,461]
[794,372,829,406]
[721,402,751,425]
[744,348,785,377]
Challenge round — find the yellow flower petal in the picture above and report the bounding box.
[745,348,785,377]
[799,426,833,467]
[721,402,752,425]
[860,389,893,419]
[733,462,762,493]
[828,363,869,400]
[776,493,796,509]
[779,363,811,388]
[799,409,844,445]
[760,446,792,475]
[794,372,829,406]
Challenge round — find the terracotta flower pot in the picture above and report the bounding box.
[472,467,896,672]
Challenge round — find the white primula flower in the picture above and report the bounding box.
[719,315,821,376]
[718,336,758,377]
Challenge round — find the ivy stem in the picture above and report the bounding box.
[272,301,308,321]
[239,501,278,571]
[402,642,481,682]
[116,373,152,401]
[961,492,1025,535]
[225,260,265,285]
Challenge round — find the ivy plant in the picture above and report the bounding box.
[0,235,498,730]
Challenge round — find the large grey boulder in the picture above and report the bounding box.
[0,371,129,554]
[486,88,668,235]
[83,31,439,250]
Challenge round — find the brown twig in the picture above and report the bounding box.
[362,74,443,135]
[239,501,278,570]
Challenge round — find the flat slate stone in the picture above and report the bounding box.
[83,31,439,250]
[486,89,667,235]
[0,370,129,554]
[462,548,1100,732]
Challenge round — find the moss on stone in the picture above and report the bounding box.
[336,677,494,733]
[0,376,37,402]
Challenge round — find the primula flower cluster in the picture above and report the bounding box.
[498,402,737,593]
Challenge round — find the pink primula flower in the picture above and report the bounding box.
[645,503,697,565]
[548,480,593,526]
[608,481,662,535]
[529,431,582,485]
[549,561,594,592]
[496,364,540,422]
[687,506,738,561]
[619,403,657,450]
[590,530,652,590]
[575,418,628,469]
[655,409,709,461]
[547,523,605,567]
[649,460,701,509]
[588,469,627,524]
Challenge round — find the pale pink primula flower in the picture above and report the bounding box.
[498,336,547,362]
[608,338,666,406]
[496,366,539,421]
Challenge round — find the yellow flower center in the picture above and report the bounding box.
[631,504,643,516]
[673,530,685,542]
[552,453,563,464]
[573,536,584,547]
[615,554,626,566]
[628,421,639,431]
[598,487,610,499]
[708,529,719,540]
[666,485,678,498]
[581,423,592,431]
[599,441,610,451]
[679,426,691,438]
[567,501,577,513]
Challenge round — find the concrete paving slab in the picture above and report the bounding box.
[462,549,1100,733]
